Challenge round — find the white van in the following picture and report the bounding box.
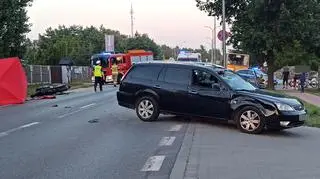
[177,52,201,62]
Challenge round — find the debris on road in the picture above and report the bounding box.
[32,95,57,100]
[30,84,70,98]
[88,119,99,123]
[52,104,58,107]
[64,106,72,109]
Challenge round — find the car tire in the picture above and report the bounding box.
[235,106,265,134]
[135,96,160,122]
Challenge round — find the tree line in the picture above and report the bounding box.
[22,25,220,66]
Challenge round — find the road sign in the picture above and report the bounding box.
[217,30,231,41]
[105,35,115,52]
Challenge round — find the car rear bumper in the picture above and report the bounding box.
[117,91,135,109]
[266,110,307,129]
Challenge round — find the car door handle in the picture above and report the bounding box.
[188,90,198,95]
[154,85,161,89]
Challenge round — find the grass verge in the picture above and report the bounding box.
[305,88,320,96]
[268,90,320,128]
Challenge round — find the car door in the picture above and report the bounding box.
[154,66,191,114]
[187,68,231,119]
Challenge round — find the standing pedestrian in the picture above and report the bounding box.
[300,72,306,93]
[93,60,103,92]
[282,66,290,89]
[111,58,119,87]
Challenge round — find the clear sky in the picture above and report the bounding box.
[27,0,231,50]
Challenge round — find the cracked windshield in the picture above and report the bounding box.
[1,0,320,178]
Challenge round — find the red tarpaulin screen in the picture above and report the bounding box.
[0,57,27,105]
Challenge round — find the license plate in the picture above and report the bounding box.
[299,114,307,121]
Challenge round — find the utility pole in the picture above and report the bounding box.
[130,3,134,37]
[222,0,227,68]
[213,16,217,64]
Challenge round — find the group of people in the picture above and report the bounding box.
[93,57,119,92]
[282,67,307,93]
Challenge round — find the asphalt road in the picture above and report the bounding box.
[1,85,320,179]
[0,86,188,179]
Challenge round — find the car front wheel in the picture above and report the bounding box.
[136,96,160,122]
[235,106,265,134]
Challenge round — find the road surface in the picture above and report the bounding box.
[1,86,320,179]
[0,86,188,179]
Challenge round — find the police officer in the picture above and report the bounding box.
[94,60,103,92]
[111,58,119,87]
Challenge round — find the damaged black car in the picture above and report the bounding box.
[117,62,307,134]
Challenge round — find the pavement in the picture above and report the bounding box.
[285,91,320,107]
[170,120,320,179]
[1,85,320,179]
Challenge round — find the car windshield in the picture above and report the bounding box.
[217,70,257,91]
[254,69,266,76]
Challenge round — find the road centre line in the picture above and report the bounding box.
[58,103,96,119]
[169,124,182,132]
[141,155,166,172]
[158,136,176,146]
[80,103,96,109]
[0,122,40,138]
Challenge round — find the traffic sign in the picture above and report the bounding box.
[105,35,115,52]
[217,30,231,41]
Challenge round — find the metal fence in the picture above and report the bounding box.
[25,65,91,84]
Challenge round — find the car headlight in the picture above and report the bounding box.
[275,103,295,111]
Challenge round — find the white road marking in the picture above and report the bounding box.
[158,136,176,146]
[58,103,96,118]
[169,124,182,132]
[58,109,83,119]
[0,122,40,138]
[20,122,40,128]
[141,156,166,172]
[80,103,96,109]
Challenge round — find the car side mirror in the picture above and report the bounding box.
[212,83,221,91]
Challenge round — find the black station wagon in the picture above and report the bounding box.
[117,62,307,134]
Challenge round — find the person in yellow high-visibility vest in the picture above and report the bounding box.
[93,60,103,92]
[111,58,119,87]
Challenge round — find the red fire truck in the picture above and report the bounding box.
[90,50,154,83]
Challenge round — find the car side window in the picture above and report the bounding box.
[128,65,162,80]
[237,70,248,75]
[192,69,219,88]
[164,67,191,85]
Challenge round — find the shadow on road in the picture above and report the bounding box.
[157,115,307,138]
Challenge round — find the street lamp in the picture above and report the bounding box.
[204,26,215,64]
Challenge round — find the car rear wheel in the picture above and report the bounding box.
[235,106,265,134]
[136,96,160,122]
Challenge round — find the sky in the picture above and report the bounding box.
[27,0,231,50]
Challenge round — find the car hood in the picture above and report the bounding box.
[236,89,302,106]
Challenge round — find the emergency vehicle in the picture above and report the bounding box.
[177,51,201,62]
[90,50,153,83]
[227,52,250,71]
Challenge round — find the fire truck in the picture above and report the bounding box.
[90,50,154,83]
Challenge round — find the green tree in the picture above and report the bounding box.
[161,45,175,59]
[196,0,320,89]
[0,0,33,58]
[127,32,162,59]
